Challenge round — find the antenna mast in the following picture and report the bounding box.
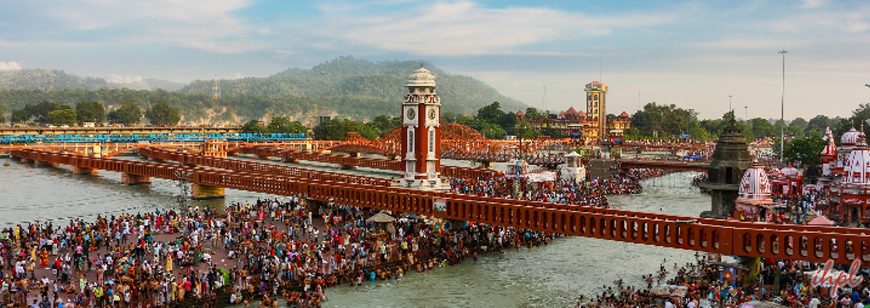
[541,82,547,113]
[212,60,220,104]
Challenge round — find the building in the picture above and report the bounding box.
[698,118,752,219]
[518,81,631,144]
[734,164,784,222]
[834,131,870,225]
[395,66,446,191]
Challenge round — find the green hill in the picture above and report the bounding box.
[0,56,529,125]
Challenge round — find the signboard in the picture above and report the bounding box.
[842,196,869,205]
[433,198,447,211]
[568,131,583,137]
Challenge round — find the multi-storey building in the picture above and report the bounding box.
[517,81,630,144]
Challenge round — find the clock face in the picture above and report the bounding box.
[428,108,437,120]
[406,108,416,120]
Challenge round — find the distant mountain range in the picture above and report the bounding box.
[0,69,185,92]
[0,56,529,125]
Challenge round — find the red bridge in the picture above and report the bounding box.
[12,148,870,264]
[227,145,499,179]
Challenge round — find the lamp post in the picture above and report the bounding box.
[729,95,732,114]
[778,50,787,161]
[743,106,748,121]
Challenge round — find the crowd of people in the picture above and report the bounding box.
[580,252,870,308]
[450,169,659,208]
[0,192,569,308]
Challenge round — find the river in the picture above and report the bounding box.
[0,156,709,307]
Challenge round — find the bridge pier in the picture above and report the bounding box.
[191,184,225,199]
[121,173,152,185]
[254,154,272,160]
[281,157,300,163]
[340,164,356,170]
[33,160,57,167]
[71,166,98,174]
[20,158,33,164]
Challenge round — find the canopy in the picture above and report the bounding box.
[807,216,835,226]
[366,212,396,223]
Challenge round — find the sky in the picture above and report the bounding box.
[1,0,869,121]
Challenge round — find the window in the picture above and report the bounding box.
[408,129,414,153]
[429,129,435,152]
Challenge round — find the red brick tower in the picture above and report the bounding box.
[398,66,445,190]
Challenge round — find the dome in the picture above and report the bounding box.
[406,67,436,88]
[736,165,774,205]
[841,127,861,146]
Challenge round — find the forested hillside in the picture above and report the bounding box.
[0,70,185,92]
[0,56,528,125]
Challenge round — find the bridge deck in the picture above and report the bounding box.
[12,149,870,264]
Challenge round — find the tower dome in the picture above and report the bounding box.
[736,165,774,205]
[841,127,862,146]
[406,67,436,88]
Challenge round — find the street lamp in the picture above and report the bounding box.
[778,50,787,161]
[743,106,748,121]
[729,95,732,114]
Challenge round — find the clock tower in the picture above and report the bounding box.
[397,66,445,190]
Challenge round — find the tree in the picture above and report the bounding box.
[11,108,30,123]
[783,136,827,167]
[75,101,104,125]
[476,102,505,124]
[805,115,832,137]
[240,120,269,134]
[108,99,142,125]
[313,118,377,140]
[524,108,545,120]
[145,100,181,126]
[688,123,709,142]
[267,116,306,134]
[0,101,5,123]
[47,109,77,126]
[788,117,808,137]
[369,115,401,136]
[748,118,773,138]
[834,104,870,139]
[515,120,539,139]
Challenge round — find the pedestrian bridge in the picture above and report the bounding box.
[11,148,870,265]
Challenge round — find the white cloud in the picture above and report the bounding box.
[0,61,22,71]
[233,72,244,79]
[801,0,830,9]
[39,0,267,54]
[105,75,142,83]
[315,1,677,56]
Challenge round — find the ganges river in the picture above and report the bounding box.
[0,155,709,307]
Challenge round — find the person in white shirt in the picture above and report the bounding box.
[809,297,821,308]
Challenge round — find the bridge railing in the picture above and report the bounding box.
[16,148,870,264]
[140,147,393,187]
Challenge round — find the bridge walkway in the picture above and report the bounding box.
[11,149,870,264]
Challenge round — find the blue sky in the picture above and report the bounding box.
[1,0,868,121]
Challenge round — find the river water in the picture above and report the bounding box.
[0,156,709,307]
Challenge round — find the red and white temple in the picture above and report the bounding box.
[835,132,870,224]
[734,164,783,222]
